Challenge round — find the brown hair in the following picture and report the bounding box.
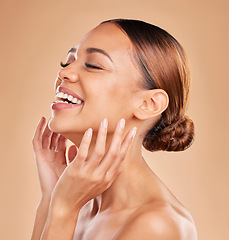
[101,19,194,152]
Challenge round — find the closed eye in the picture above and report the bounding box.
[60,61,103,70]
[85,62,102,70]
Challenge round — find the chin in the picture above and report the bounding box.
[48,116,70,136]
[48,116,66,134]
[49,116,85,146]
[49,114,85,141]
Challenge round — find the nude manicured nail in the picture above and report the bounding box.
[131,127,137,138]
[119,119,125,129]
[86,128,93,137]
[102,118,108,128]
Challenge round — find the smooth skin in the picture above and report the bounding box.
[31,23,198,240]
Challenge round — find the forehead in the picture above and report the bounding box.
[75,23,133,57]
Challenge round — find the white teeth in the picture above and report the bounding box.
[72,98,77,104]
[56,91,83,105]
[68,95,73,101]
[57,92,64,98]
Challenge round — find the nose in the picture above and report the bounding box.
[58,64,79,83]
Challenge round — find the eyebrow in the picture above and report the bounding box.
[67,47,113,63]
[86,48,113,63]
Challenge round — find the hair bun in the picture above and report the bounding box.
[143,115,194,152]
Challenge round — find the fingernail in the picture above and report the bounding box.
[131,127,137,138]
[102,118,108,128]
[119,119,125,129]
[86,128,93,137]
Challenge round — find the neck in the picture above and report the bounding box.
[93,136,159,213]
[68,124,162,213]
[99,138,142,208]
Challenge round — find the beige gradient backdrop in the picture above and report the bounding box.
[0,0,228,239]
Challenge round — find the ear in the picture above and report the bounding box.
[133,89,169,120]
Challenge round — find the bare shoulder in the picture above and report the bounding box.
[114,202,198,240]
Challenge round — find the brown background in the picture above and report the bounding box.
[0,0,228,239]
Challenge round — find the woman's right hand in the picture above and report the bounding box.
[32,117,77,201]
[49,119,136,215]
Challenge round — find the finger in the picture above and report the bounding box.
[50,132,59,150]
[105,127,137,178]
[42,119,53,149]
[68,145,78,163]
[120,127,137,158]
[74,128,93,164]
[98,119,125,172]
[54,135,67,165]
[87,119,108,168]
[55,135,67,152]
[32,117,46,151]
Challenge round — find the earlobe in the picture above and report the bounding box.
[134,89,169,120]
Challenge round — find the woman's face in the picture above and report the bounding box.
[49,23,141,138]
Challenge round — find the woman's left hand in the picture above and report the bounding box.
[50,118,136,216]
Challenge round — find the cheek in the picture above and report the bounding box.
[81,72,136,122]
[94,80,131,105]
[101,80,134,115]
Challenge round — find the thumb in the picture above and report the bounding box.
[68,145,78,163]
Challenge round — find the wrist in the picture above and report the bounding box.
[49,199,80,221]
[41,206,79,240]
[41,194,51,203]
[49,191,83,218]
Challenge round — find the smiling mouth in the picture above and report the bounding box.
[56,92,83,105]
[55,86,84,105]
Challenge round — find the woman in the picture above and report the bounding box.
[31,19,198,240]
